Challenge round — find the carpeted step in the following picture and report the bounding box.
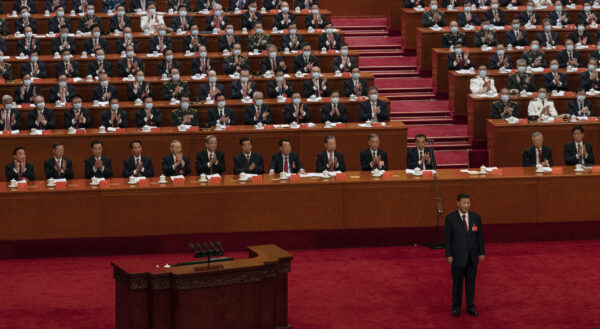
[331,17,390,27]
[383,93,436,101]
[356,49,404,57]
[391,117,453,125]
[345,36,403,48]
[360,56,417,67]
[432,150,470,168]
[406,124,468,139]
[375,78,432,89]
[344,31,389,38]
[391,100,449,113]
[372,71,420,78]
[406,141,471,151]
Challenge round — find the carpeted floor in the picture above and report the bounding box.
[1,240,599,329]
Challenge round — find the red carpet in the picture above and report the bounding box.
[1,240,599,329]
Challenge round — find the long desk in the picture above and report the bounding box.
[0,123,407,179]
[448,68,582,121]
[0,72,374,102]
[487,118,600,165]
[2,29,343,55]
[2,167,600,243]
[10,97,389,128]
[404,6,591,50]
[433,46,596,94]
[417,25,592,74]
[0,10,331,34]
[5,50,358,77]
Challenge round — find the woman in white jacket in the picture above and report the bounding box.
[141,3,165,33]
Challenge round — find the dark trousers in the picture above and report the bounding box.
[451,253,477,311]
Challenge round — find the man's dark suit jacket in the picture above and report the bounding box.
[269,152,303,173]
[484,8,505,26]
[101,109,128,128]
[16,38,41,56]
[127,81,152,100]
[320,103,348,122]
[93,84,118,102]
[64,108,91,129]
[343,78,368,97]
[15,18,38,33]
[109,15,131,31]
[557,49,583,68]
[318,33,342,50]
[244,104,272,124]
[281,34,304,51]
[196,150,226,175]
[206,15,229,31]
[444,210,485,267]
[488,54,512,69]
[283,103,310,123]
[48,16,71,33]
[577,11,600,26]
[580,70,600,90]
[267,80,294,98]
[315,150,346,172]
[135,107,162,127]
[170,15,194,31]
[115,38,140,53]
[84,155,113,179]
[87,60,114,77]
[14,85,40,104]
[5,162,35,181]
[505,29,529,46]
[549,10,571,25]
[543,72,569,91]
[157,59,181,76]
[218,34,240,52]
[536,31,559,46]
[303,78,331,98]
[20,61,48,78]
[360,148,388,171]
[261,56,287,73]
[0,109,21,130]
[457,12,480,27]
[207,107,236,126]
[117,57,143,77]
[564,141,595,165]
[406,147,437,169]
[274,12,296,29]
[51,37,77,54]
[332,56,357,72]
[522,145,553,167]
[518,11,539,25]
[44,157,74,179]
[55,60,80,78]
[230,80,256,99]
[149,36,173,52]
[359,100,389,122]
[567,99,595,117]
[161,154,191,176]
[192,57,215,75]
[27,108,56,129]
[293,54,318,73]
[198,82,225,100]
[122,155,154,177]
[233,152,264,174]
[49,85,76,103]
[83,38,109,54]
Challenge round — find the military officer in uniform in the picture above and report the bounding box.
[508,59,536,92]
[223,42,250,74]
[422,0,446,27]
[162,68,190,100]
[473,19,497,47]
[171,96,199,126]
[247,22,270,51]
[491,88,519,119]
[78,4,102,33]
[522,40,546,68]
[442,21,467,48]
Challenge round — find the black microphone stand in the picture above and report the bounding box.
[426,138,444,249]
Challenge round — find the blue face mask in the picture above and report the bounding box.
[501,94,509,102]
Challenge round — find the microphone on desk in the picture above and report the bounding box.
[197,242,207,257]
[216,241,224,254]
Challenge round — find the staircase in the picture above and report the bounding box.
[333,17,470,168]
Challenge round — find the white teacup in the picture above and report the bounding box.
[68,126,76,134]
[280,171,287,179]
[321,47,327,53]
[284,47,290,54]
[9,179,17,187]
[536,164,544,173]
[159,174,167,183]
[47,178,55,186]
[240,172,247,180]
[91,176,99,184]
[98,125,106,133]
[200,173,208,181]
[576,164,583,171]
[254,48,259,54]
[324,121,332,128]
[129,176,136,183]
[365,120,372,127]
[142,125,151,132]
[86,75,93,81]
[323,171,330,178]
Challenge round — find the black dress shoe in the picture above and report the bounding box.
[466,309,478,316]
[452,310,460,317]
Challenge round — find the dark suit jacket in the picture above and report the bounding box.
[115,38,140,53]
[192,57,215,75]
[332,56,357,72]
[16,37,41,56]
[406,147,437,169]
[457,12,480,27]
[205,15,228,31]
[93,84,118,101]
[267,80,294,98]
[13,85,39,104]
[261,56,287,73]
[101,109,128,127]
[536,31,559,47]
[305,14,328,29]
[320,103,348,122]
[87,60,114,77]
[269,152,303,173]
[198,82,225,100]
[519,11,540,25]
[14,0,36,12]
[403,0,424,7]
[567,99,595,116]
[0,109,21,130]
[135,107,162,127]
[283,103,310,123]
[564,141,595,165]
[233,152,264,174]
[15,18,38,33]
[543,72,569,91]
[49,85,76,103]
[360,148,389,171]
[27,108,56,129]
[488,54,512,70]
[117,57,143,77]
[55,60,80,78]
[207,107,236,126]
[161,154,191,176]
[508,73,536,92]
[359,100,389,122]
[171,15,194,31]
[51,37,77,54]
[230,80,256,99]
[218,34,239,52]
[196,150,226,175]
[228,0,247,10]
[557,49,583,68]
[83,38,109,54]
[522,145,553,167]
[281,34,304,51]
[549,10,571,25]
[44,157,74,179]
[157,60,181,76]
[293,54,318,73]
[318,33,342,50]
[244,104,272,124]
[569,30,592,45]
[19,61,46,78]
[6,162,35,181]
[447,52,473,70]
[274,12,296,29]
[109,15,131,32]
[580,70,600,90]
[484,8,505,26]
[84,156,113,178]
[122,155,154,177]
[343,78,368,97]
[127,81,152,100]
[241,11,262,29]
[263,0,282,10]
[182,35,207,52]
[315,150,346,172]
[444,210,485,267]
[149,36,173,52]
[577,11,600,26]
[505,29,529,47]
[303,78,331,98]
[64,108,91,128]
[48,16,70,33]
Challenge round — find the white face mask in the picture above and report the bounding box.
[217,101,226,108]
[370,94,378,101]
[117,10,125,17]
[145,103,153,109]
[100,80,108,88]
[36,102,45,110]
[136,76,144,83]
[199,51,207,58]
[87,9,94,16]
[331,97,339,104]
[226,28,234,35]
[111,104,119,111]
[23,79,32,86]
[149,8,156,15]
[181,102,189,110]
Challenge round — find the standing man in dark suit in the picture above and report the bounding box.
[445,193,485,317]
[6,147,35,181]
[123,140,154,177]
[44,142,74,179]
[196,135,226,175]
[360,133,389,171]
[359,87,389,122]
[564,125,595,165]
[522,131,553,167]
[316,135,346,172]
[162,139,191,176]
[84,140,113,179]
[568,88,595,117]
[233,137,264,174]
[407,133,437,169]
[268,138,306,174]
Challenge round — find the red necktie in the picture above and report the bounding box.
[246,154,251,163]
[462,214,468,231]
[284,156,289,173]
[209,153,214,174]
[136,158,141,176]
[354,81,360,95]
[538,149,542,163]
[18,164,23,180]
[272,59,276,70]
[419,151,425,170]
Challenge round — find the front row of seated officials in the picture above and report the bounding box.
[521,125,594,168]
[5,133,392,181]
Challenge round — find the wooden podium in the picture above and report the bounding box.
[111,245,293,329]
